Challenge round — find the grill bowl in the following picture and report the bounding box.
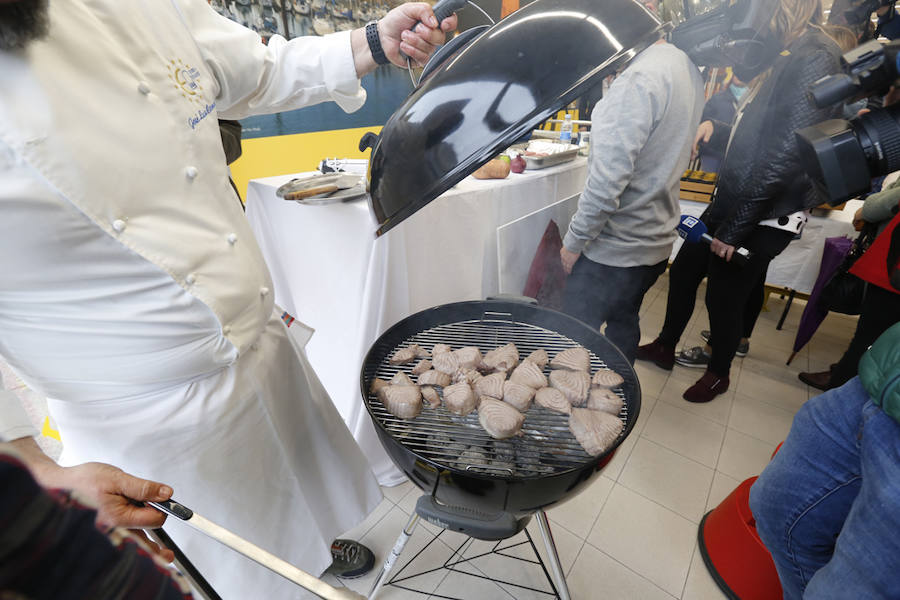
[360,300,641,516]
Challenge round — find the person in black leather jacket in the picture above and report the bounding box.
[637,9,843,403]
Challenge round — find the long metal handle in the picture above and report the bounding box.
[147,528,222,600]
[150,501,365,600]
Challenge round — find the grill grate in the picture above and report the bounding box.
[365,315,630,478]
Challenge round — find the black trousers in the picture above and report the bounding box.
[830,284,900,387]
[658,225,794,377]
[562,257,668,364]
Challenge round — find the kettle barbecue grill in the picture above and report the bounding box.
[360,300,641,598]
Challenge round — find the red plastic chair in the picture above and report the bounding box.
[698,442,786,599]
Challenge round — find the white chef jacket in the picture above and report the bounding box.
[0,1,381,598]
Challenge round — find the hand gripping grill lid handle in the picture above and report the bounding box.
[400,0,468,62]
[429,0,468,26]
[149,500,365,600]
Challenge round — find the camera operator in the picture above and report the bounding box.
[637,0,844,403]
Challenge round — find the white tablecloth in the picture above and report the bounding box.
[675,200,860,295]
[245,158,588,485]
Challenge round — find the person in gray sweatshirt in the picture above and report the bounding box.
[560,39,704,363]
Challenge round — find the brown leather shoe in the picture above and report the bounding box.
[683,370,730,403]
[635,338,675,370]
[798,370,831,391]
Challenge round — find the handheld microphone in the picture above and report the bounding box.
[677,215,752,266]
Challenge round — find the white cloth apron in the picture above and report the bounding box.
[49,311,381,599]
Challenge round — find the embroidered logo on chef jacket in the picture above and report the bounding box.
[167,58,217,130]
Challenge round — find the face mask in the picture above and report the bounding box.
[730,84,748,101]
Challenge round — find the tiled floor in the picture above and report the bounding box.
[327,271,860,600]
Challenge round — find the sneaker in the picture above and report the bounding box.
[326,539,375,579]
[675,346,711,368]
[700,330,749,357]
[683,370,730,403]
[635,338,675,370]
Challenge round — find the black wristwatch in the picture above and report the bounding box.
[365,21,390,66]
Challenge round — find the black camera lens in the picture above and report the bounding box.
[855,105,900,177]
[797,103,900,205]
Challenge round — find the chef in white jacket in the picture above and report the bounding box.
[0,0,455,597]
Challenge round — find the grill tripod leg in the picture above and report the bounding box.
[368,512,420,600]
[536,510,571,600]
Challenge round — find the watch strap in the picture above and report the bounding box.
[365,21,390,66]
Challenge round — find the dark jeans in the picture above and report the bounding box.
[562,257,667,364]
[830,284,900,387]
[750,378,900,599]
[658,224,794,376]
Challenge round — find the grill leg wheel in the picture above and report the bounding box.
[368,512,420,600]
[536,510,571,600]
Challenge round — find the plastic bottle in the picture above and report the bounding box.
[559,114,573,145]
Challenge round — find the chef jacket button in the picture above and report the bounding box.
[185,273,197,285]
[227,233,238,245]
[223,325,232,335]
[260,286,270,297]
[185,166,199,180]
[137,81,151,95]
[112,219,126,233]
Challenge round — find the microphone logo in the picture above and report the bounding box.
[677,215,701,240]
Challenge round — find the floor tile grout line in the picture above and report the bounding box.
[355,497,401,542]
[625,434,718,480]
[581,538,681,599]
[680,542,702,600]
[654,391,734,427]
[612,477,708,526]
[564,539,587,579]
[637,428,721,471]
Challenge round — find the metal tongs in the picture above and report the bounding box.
[150,499,364,600]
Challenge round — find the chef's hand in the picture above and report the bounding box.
[352,3,457,74]
[64,462,174,530]
[380,3,457,67]
[560,247,581,275]
[691,121,714,161]
[710,237,735,262]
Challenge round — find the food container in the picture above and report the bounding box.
[510,141,580,170]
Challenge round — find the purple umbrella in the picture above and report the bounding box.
[786,236,853,365]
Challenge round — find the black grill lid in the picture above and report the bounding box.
[365,0,665,236]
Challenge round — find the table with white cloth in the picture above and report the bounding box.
[245,157,588,485]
